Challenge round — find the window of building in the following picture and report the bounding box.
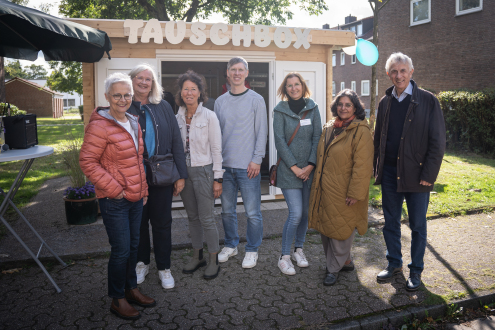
[332,81,336,96]
[350,26,356,32]
[63,99,67,107]
[410,0,431,26]
[361,80,370,96]
[456,0,482,15]
[351,54,356,64]
[68,99,76,107]
[351,81,356,92]
[376,79,379,96]
[357,24,363,36]
[340,82,345,91]
[332,53,336,67]
[340,52,345,65]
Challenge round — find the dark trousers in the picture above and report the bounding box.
[381,164,430,274]
[137,185,173,270]
[99,197,143,299]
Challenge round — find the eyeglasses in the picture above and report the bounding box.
[135,76,152,83]
[337,102,353,109]
[286,83,302,89]
[112,93,133,101]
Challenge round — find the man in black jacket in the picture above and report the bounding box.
[373,52,446,291]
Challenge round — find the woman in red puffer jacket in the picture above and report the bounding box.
[79,72,154,321]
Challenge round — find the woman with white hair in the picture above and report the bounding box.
[80,72,155,320]
[127,64,188,290]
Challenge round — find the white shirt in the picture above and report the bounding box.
[392,81,413,102]
[117,119,138,151]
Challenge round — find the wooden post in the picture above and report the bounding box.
[326,46,334,123]
[82,63,95,126]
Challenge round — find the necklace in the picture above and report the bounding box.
[185,111,195,120]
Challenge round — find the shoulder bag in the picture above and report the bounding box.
[269,111,308,186]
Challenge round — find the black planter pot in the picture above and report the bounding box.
[64,197,98,225]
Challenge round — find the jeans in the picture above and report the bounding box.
[281,180,311,256]
[220,167,263,252]
[137,185,173,270]
[180,164,220,253]
[381,165,430,274]
[99,197,143,299]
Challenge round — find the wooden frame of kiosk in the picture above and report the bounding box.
[70,18,355,200]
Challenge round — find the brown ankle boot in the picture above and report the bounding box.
[110,298,140,320]
[125,288,156,307]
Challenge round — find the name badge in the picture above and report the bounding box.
[300,119,311,126]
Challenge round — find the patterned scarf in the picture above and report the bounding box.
[333,115,356,128]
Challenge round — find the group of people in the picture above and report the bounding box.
[79,52,445,320]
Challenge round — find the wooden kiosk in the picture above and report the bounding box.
[71,18,355,199]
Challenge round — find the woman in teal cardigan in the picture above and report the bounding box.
[273,72,322,275]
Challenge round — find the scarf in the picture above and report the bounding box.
[333,115,356,128]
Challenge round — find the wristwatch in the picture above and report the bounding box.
[214,178,223,183]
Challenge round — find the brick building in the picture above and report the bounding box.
[5,77,63,118]
[377,0,493,96]
[328,15,375,111]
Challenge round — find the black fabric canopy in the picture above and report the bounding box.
[0,0,112,62]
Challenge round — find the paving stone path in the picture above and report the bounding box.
[1,212,494,329]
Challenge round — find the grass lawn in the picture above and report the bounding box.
[1,114,84,210]
[368,152,495,216]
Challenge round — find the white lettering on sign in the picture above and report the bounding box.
[254,26,271,48]
[165,20,186,44]
[210,23,229,46]
[123,19,144,44]
[123,20,312,49]
[232,24,251,47]
[141,19,163,44]
[273,27,292,49]
[190,22,207,46]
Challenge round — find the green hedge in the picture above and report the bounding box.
[438,89,495,155]
[1,102,27,116]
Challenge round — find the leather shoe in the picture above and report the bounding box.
[340,261,355,272]
[323,272,338,286]
[377,266,403,281]
[125,288,156,307]
[110,298,140,320]
[406,273,422,291]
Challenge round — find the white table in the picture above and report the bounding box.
[0,146,67,293]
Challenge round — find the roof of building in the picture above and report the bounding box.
[331,15,373,30]
[5,77,63,96]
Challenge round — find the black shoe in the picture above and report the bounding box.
[323,272,338,286]
[406,273,422,291]
[340,261,355,272]
[377,266,403,281]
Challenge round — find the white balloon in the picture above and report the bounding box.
[342,39,357,55]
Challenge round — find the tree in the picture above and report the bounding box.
[59,0,328,25]
[25,64,48,79]
[368,0,392,132]
[4,60,29,79]
[46,61,83,95]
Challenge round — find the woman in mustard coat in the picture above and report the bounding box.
[308,89,373,286]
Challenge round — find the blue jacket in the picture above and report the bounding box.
[273,98,322,189]
[128,100,188,182]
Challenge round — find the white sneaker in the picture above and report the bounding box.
[158,269,175,289]
[218,247,238,263]
[293,248,309,268]
[136,261,149,284]
[242,252,258,269]
[278,255,296,275]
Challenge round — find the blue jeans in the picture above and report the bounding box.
[381,165,430,274]
[220,167,263,252]
[99,197,143,298]
[281,180,311,256]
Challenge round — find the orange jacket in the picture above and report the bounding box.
[79,107,148,202]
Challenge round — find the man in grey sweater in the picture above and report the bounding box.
[214,57,268,269]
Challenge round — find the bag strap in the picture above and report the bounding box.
[276,110,309,166]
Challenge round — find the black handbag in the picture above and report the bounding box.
[143,143,180,187]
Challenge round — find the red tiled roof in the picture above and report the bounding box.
[5,77,63,96]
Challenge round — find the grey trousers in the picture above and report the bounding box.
[180,163,220,253]
[321,229,356,273]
